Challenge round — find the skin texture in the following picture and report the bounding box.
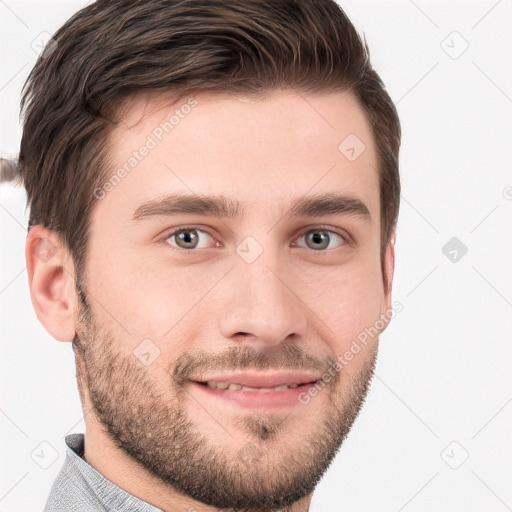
[26,90,396,512]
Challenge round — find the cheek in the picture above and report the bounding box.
[83,245,171,348]
[304,260,383,350]
[100,255,225,343]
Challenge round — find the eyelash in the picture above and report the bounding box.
[161,225,351,251]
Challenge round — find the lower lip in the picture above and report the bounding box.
[191,381,319,409]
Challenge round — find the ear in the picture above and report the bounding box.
[378,232,396,333]
[25,225,77,342]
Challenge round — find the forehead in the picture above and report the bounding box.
[99,89,380,225]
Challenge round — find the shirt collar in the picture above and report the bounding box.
[64,433,163,512]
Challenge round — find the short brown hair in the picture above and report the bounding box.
[19,0,400,293]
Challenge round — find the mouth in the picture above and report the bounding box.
[189,372,322,409]
[196,380,317,392]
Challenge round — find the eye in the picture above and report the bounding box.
[292,228,348,251]
[164,227,218,250]
[161,226,349,252]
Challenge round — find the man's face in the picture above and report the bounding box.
[74,90,393,510]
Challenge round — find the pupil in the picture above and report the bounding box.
[308,231,329,250]
[178,230,197,248]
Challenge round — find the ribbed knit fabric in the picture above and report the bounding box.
[44,433,162,512]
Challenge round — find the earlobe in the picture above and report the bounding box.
[25,226,77,342]
[386,232,396,300]
[379,233,396,332]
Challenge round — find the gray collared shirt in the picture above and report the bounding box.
[44,433,162,512]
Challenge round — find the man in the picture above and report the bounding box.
[20,0,401,510]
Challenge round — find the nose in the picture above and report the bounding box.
[217,252,308,347]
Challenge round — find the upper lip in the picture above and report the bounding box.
[193,371,322,388]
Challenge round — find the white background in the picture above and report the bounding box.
[1,1,512,511]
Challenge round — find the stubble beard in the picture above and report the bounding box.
[72,286,378,512]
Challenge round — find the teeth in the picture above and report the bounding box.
[205,381,301,392]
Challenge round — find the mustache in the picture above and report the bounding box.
[172,342,336,385]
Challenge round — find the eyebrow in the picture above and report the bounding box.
[131,192,372,224]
